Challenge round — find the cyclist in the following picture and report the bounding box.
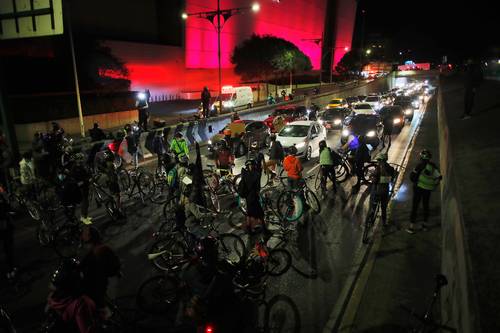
[407,149,442,234]
[318,140,337,196]
[19,150,36,195]
[100,150,123,217]
[370,153,395,226]
[215,139,234,173]
[80,226,121,313]
[55,168,82,217]
[68,153,92,224]
[168,155,189,196]
[170,132,189,162]
[247,141,266,177]
[265,134,284,181]
[46,258,99,333]
[125,124,140,167]
[239,159,265,233]
[283,146,303,190]
[344,135,370,193]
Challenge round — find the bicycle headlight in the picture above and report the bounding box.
[342,129,350,137]
[208,140,212,145]
[393,118,401,124]
[366,130,376,137]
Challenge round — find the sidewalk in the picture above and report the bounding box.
[339,94,442,332]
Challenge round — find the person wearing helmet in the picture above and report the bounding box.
[265,135,284,181]
[248,141,266,176]
[407,149,442,234]
[318,140,337,198]
[239,158,265,233]
[352,135,371,193]
[215,139,234,173]
[170,132,189,161]
[370,152,395,226]
[167,154,189,196]
[283,145,303,190]
[46,258,99,333]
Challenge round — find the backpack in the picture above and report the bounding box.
[330,149,342,166]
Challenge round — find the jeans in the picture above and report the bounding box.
[410,186,431,223]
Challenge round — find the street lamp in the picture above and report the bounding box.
[182,1,260,115]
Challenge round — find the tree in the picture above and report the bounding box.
[335,50,362,75]
[231,34,312,82]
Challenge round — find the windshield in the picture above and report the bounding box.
[354,104,371,109]
[365,96,379,102]
[348,116,379,132]
[329,99,343,104]
[323,109,343,119]
[273,108,293,116]
[279,125,310,137]
[220,93,233,101]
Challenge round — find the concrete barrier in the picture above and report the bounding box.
[437,85,481,333]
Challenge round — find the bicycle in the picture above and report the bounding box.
[51,206,85,258]
[89,173,122,221]
[276,175,321,222]
[117,166,155,205]
[400,274,456,333]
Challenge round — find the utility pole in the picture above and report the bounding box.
[217,0,222,115]
[359,9,366,70]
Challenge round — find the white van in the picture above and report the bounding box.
[212,86,254,113]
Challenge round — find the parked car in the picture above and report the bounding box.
[277,120,326,161]
[208,120,270,157]
[318,107,350,130]
[264,105,308,133]
[341,114,384,147]
[378,106,405,134]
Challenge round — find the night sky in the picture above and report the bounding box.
[353,0,496,63]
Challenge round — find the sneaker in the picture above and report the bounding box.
[405,227,415,234]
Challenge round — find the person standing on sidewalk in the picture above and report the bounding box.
[461,59,483,120]
[201,87,211,118]
[407,149,442,234]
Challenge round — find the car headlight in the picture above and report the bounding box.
[318,119,324,125]
[342,129,350,137]
[295,142,306,149]
[366,130,376,137]
[208,140,212,145]
[405,109,413,115]
[393,118,401,124]
[334,119,342,125]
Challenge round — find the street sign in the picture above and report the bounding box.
[0,0,63,40]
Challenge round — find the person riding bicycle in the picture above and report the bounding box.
[265,135,284,181]
[370,153,395,226]
[98,150,123,218]
[283,146,303,190]
[46,258,100,333]
[215,139,234,173]
[342,135,370,193]
[318,140,338,195]
[55,168,82,215]
[168,155,189,196]
[170,132,189,162]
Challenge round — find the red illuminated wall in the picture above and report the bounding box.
[185,0,329,70]
[332,0,357,68]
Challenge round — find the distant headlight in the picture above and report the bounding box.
[393,118,401,124]
[405,109,413,115]
[334,119,342,125]
[412,101,420,108]
[295,142,306,149]
[342,129,350,137]
[208,140,212,145]
[366,130,376,137]
[318,119,324,125]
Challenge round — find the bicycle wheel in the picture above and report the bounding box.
[203,188,220,213]
[362,208,377,244]
[218,233,245,263]
[363,162,378,184]
[136,275,179,315]
[25,200,41,221]
[156,219,176,239]
[203,170,219,192]
[138,171,155,198]
[148,238,186,272]
[266,249,292,277]
[163,196,180,220]
[150,179,170,204]
[304,189,321,214]
[276,191,303,222]
[263,295,301,333]
[104,199,122,221]
[314,168,322,191]
[335,162,349,183]
[53,224,81,258]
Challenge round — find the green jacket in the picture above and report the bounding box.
[319,148,333,166]
[170,138,189,157]
[417,163,441,191]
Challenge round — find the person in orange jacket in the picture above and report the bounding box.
[283,145,303,190]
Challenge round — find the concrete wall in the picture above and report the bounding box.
[15,109,138,145]
[437,85,480,333]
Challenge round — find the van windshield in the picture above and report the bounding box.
[220,93,233,101]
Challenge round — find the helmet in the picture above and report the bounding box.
[319,140,327,151]
[376,152,388,161]
[420,149,432,160]
[287,146,298,156]
[250,141,259,151]
[179,155,189,165]
[51,258,82,292]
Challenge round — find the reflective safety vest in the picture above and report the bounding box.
[417,163,440,191]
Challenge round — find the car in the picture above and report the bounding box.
[351,102,376,115]
[340,114,384,147]
[208,120,270,157]
[318,107,350,130]
[326,98,348,109]
[211,86,254,113]
[378,106,405,134]
[393,96,415,121]
[345,96,360,107]
[364,95,383,111]
[357,95,367,102]
[276,120,327,161]
[264,105,308,133]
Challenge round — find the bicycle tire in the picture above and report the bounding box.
[150,179,170,204]
[53,224,81,258]
[136,275,179,315]
[335,162,349,183]
[138,171,155,198]
[25,200,41,221]
[276,191,303,222]
[263,294,301,333]
[266,249,292,277]
[203,188,220,213]
[148,238,186,272]
[314,168,322,191]
[362,207,377,244]
[203,170,219,192]
[218,233,246,263]
[305,189,321,214]
[363,162,378,184]
[227,209,245,229]
[163,196,179,220]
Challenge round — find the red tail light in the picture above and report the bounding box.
[205,324,214,333]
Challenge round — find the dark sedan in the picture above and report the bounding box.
[393,96,414,121]
[379,106,405,134]
[208,120,270,157]
[341,114,384,147]
[318,107,350,130]
[345,96,360,107]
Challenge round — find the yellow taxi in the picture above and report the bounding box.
[326,98,348,109]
